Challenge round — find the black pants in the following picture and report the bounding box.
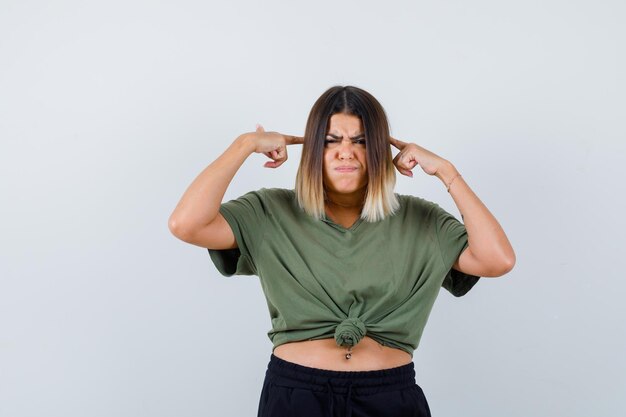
[257,354,432,417]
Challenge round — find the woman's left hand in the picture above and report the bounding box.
[389,136,449,178]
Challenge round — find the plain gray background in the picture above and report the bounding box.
[1,0,624,416]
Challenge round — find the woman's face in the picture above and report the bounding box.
[322,113,368,198]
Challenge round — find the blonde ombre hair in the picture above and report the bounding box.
[295,85,399,222]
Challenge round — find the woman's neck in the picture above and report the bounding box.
[324,190,366,211]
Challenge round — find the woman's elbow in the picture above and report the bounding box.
[494,253,516,277]
[168,215,192,241]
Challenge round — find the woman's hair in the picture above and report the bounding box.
[295,85,399,222]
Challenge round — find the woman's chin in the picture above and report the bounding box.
[327,184,366,195]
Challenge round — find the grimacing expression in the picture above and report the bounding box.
[322,113,368,196]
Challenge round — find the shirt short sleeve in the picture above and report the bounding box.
[207,189,268,277]
[432,202,481,297]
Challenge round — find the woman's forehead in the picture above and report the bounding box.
[327,113,363,135]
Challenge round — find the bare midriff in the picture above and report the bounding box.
[272,336,413,371]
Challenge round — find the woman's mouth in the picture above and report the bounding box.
[335,166,357,172]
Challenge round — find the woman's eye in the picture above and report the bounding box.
[324,138,366,146]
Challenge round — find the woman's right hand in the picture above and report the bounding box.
[247,124,304,168]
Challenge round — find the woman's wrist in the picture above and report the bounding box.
[435,161,460,187]
[234,133,256,156]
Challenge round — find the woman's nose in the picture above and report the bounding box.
[337,140,355,158]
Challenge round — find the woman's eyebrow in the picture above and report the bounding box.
[326,133,365,139]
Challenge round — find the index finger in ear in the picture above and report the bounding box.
[389,136,404,149]
[286,135,305,145]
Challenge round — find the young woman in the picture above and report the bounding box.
[168,85,515,417]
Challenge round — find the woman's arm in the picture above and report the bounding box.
[168,125,303,248]
[389,136,515,277]
[168,134,254,248]
[436,162,515,277]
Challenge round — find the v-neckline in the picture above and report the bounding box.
[322,213,364,232]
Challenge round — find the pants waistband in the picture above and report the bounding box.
[266,353,416,395]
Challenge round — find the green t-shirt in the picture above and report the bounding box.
[208,187,479,357]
